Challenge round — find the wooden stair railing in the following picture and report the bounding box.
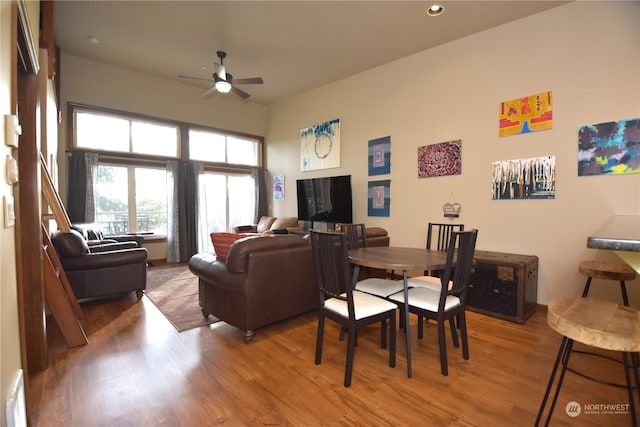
[40,152,71,232]
[40,153,87,346]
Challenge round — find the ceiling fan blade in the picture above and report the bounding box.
[201,86,217,97]
[178,74,213,83]
[231,77,264,85]
[231,86,251,99]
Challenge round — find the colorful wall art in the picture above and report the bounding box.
[368,180,390,217]
[368,136,391,176]
[499,91,553,137]
[300,118,341,171]
[578,118,640,176]
[417,139,462,178]
[491,156,556,200]
[273,175,284,201]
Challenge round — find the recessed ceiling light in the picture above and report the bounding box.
[88,35,100,44]
[427,4,444,17]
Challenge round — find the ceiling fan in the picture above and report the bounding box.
[178,51,263,100]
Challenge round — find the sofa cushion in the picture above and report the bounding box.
[226,235,309,273]
[256,216,276,233]
[210,232,246,262]
[270,216,299,230]
[51,230,90,258]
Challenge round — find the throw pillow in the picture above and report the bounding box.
[210,232,245,262]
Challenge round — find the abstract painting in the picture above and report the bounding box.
[417,139,462,178]
[499,91,553,137]
[368,180,390,217]
[273,175,284,201]
[491,156,555,200]
[300,118,341,171]
[578,118,640,176]
[368,136,391,176]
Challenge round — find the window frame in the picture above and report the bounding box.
[67,102,265,239]
[68,102,264,170]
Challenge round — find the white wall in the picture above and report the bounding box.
[266,1,640,305]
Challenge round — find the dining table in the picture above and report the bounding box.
[348,246,450,378]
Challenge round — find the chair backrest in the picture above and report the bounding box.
[439,229,478,308]
[336,223,367,249]
[427,222,465,251]
[310,230,355,318]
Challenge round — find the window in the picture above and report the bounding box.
[95,164,168,235]
[197,172,255,253]
[73,106,179,158]
[69,103,263,248]
[189,129,259,166]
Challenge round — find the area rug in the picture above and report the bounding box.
[145,263,219,332]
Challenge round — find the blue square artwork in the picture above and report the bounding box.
[368,136,391,176]
[368,180,390,217]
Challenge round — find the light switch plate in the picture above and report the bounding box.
[3,195,15,228]
[4,115,21,148]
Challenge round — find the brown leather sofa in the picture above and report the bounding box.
[188,234,318,343]
[51,230,148,300]
[232,216,303,235]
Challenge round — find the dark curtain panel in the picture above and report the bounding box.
[252,168,268,223]
[177,161,199,262]
[67,152,88,223]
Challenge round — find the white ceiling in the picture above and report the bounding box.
[54,1,568,106]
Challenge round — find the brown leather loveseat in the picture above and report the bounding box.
[188,234,318,343]
[51,229,148,300]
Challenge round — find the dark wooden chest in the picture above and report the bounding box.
[466,250,538,323]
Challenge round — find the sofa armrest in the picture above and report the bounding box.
[89,241,139,252]
[233,225,257,233]
[61,248,148,270]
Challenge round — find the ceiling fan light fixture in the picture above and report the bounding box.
[215,80,232,93]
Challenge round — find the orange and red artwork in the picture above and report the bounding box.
[499,91,553,137]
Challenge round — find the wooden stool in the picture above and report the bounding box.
[579,260,637,306]
[535,298,640,426]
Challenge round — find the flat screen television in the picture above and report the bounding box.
[296,175,353,224]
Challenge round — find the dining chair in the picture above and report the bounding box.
[389,229,478,376]
[336,223,403,341]
[407,222,465,332]
[310,230,397,387]
[427,222,465,251]
[336,223,367,250]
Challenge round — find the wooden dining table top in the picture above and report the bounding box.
[348,247,449,271]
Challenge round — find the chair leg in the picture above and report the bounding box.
[438,319,449,376]
[344,326,356,387]
[315,314,325,365]
[417,315,424,339]
[449,317,459,348]
[535,337,575,427]
[380,319,387,349]
[459,312,469,361]
[622,352,639,427]
[389,314,396,368]
[581,276,593,297]
[621,280,630,307]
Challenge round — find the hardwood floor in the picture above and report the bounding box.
[28,285,636,426]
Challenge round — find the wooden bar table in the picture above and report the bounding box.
[587,215,640,274]
[348,247,449,378]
